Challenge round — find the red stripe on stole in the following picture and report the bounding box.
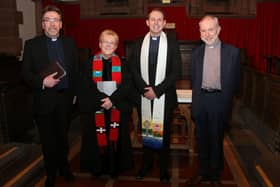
[95,113,105,127]
[93,77,102,82]
[111,55,122,84]
[97,134,107,146]
[112,72,121,84]
[111,108,120,122]
[92,59,103,82]
[110,128,118,142]
[95,113,107,146]
[93,59,103,70]
[110,108,120,142]
[111,55,121,66]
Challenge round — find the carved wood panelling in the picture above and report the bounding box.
[240,67,280,155]
[241,68,254,106]
[148,0,185,3]
[251,73,266,117]
[0,1,17,8]
[264,79,280,130]
[0,37,22,57]
[188,0,257,17]
[80,0,147,18]
[0,24,19,37]
[241,67,280,131]
[179,41,200,79]
[0,0,22,56]
[62,0,260,18]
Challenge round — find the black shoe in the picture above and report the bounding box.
[90,171,103,177]
[211,180,221,187]
[185,175,210,186]
[65,171,75,181]
[45,175,55,187]
[59,169,75,182]
[110,171,118,179]
[160,174,170,183]
[135,169,149,180]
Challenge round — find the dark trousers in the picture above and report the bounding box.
[35,91,72,177]
[194,92,226,180]
[140,107,172,177]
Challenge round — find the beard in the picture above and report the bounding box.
[45,26,60,38]
[201,35,218,45]
[200,29,220,45]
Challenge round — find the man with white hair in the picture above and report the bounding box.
[187,15,240,186]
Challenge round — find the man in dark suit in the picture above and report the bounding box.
[129,8,181,183]
[22,5,78,187]
[187,15,240,186]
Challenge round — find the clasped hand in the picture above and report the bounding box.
[144,86,157,100]
[101,97,113,110]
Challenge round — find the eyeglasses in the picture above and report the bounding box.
[101,41,115,45]
[43,17,61,23]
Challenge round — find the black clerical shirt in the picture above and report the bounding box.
[148,36,160,86]
[46,36,68,89]
[102,57,112,81]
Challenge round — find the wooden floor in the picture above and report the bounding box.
[33,101,250,187]
[34,135,249,187]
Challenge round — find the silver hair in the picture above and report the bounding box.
[199,15,220,27]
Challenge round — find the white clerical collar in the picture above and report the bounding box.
[51,38,57,42]
[206,38,221,49]
[151,36,160,41]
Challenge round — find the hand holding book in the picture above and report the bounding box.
[40,61,66,79]
[42,72,60,88]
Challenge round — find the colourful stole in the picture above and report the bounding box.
[92,52,121,148]
[140,32,167,149]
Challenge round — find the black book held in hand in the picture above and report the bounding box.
[40,61,66,79]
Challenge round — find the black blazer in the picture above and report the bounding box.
[128,34,182,110]
[190,42,240,121]
[22,35,79,114]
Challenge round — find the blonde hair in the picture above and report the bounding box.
[99,29,119,45]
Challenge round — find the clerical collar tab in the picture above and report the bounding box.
[51,38,57,42]
[151,35,160,41]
